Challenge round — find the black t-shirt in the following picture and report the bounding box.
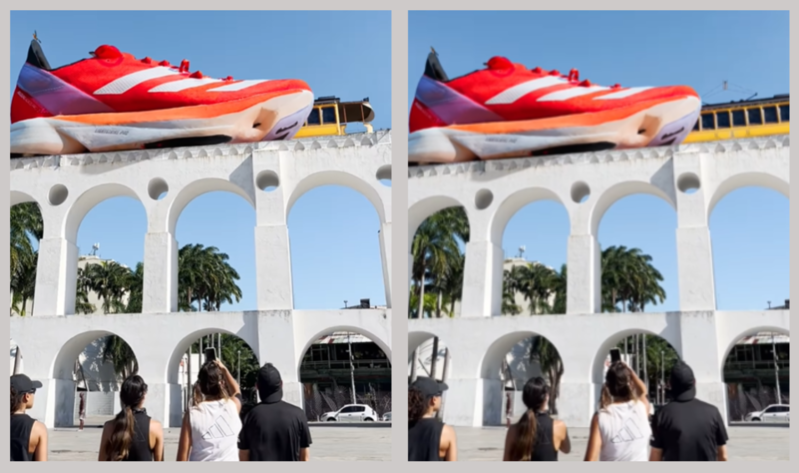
[650,398,728,461]
[238,401,312,461]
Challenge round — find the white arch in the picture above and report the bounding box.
[408,331,441,360]
[707,172,789,221]
[719,325,790,380]
[408,195,467,243]
[286,170,386,224]
[167,177,254,235]
[11,190,38,207]
[64,183,144,242]
[590,327,682,385]
[590,180,675,237]
[298,325,391,369]
[165,326,261,385]
[479,330,564,380]
[489,187,568,243]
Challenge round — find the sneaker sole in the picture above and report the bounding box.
[408,96,701,164]
[10,89,314,156]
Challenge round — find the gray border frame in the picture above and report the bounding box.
[1,2,796,468]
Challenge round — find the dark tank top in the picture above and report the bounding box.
[10,413,36,461]
[120,409,153,461]
[530,411,558,461]
[408,417,444,461]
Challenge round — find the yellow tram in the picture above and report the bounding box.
[684,94,789,144]
[292,96,376,139]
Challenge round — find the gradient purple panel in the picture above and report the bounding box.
[415,75,502,125]
[16,64,115,116]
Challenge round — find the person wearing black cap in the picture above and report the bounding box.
[649,361,729,461]
[10,374,48,461]
[238,363,312,461]
[408,377,457,461]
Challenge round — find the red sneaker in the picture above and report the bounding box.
[409,50,701,163]
[11,39,314,156]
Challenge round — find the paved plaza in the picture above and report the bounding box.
[452,424,789,461]
[47,417,391,461]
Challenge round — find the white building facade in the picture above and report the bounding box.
[408,136,790,428]
[9,131,393,428]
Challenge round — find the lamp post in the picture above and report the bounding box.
[771,332,781,404]
[347,332,356,404]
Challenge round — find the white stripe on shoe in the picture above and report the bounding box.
[485,76,567,105]
[537,85,611,102]
[207,80,270,92]
[94,67,179,95]
[594,87,654,100]
[148,78,223,92]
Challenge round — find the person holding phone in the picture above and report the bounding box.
[584,358,651,461]
[177,356,242,461]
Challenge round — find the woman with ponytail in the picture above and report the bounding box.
[503,377,571,461]
[98,375,164,461]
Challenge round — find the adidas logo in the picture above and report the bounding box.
[201,415,236,440]
[610,417,645,444]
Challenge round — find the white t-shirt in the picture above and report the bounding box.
[188,398,242,462]
[597,400,651,461]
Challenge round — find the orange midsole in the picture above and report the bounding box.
[51,89,302,126]
[443,97,694,134]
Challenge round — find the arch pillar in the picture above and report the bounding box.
[674,152,716,311]
[142,232,179,313]
[34,237,79,316]
[678,311,727,424]
[379,222,392,308]
[461,213,501,318]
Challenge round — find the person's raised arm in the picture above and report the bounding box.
[32,421,48,461]
[624,362,649,410]
[215,360,242,413]
[583,413,602,461]
[176,411,192,461]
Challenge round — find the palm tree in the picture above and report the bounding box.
[75,266,96,314]
[84,260,131,314]
[10,203,43,315]
[410,207,468,318]
[101,334,138,380]
[124,263,144,314]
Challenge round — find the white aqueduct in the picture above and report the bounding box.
[407,136,790,428]
[10,131,393,428]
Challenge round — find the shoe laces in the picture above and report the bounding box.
[138,56,234,81]
[531,65,621,89]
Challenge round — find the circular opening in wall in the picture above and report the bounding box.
[148,177,169,200]
[571,181,591,204]
[677,172,701,194]
[475,189,494,210]
[48,184,68,206]
[256,170,280,192]
[376,164,391,187]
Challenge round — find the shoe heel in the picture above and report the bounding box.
[11,118,85,156]
[409,128,476,163]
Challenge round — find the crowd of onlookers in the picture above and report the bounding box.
[409,360,730,461]
[11,361,311,461]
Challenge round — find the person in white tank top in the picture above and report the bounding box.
[584,361,651,461]
[177,359,243,461]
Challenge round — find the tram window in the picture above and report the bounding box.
[748,108,763,125]
[763,106,778,124]
[701,113,715,130]
[716,111,731,128]
[692,119,700,131]
[322,106,337,124]
[307,108,321,125]
[780,104,789,122]
[732,110,746,126]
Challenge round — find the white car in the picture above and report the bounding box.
[382,412,392,422]
[745,404,790,423]
[320,404,378,422]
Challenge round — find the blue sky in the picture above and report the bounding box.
[11,10,392,311]
[409,11,789,312]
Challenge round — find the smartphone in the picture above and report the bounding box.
[204,347,217,363]
[610,348,621,363]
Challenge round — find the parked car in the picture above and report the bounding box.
[382,412,392,422]
[320,404,378,422]
[745,404,790,423]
